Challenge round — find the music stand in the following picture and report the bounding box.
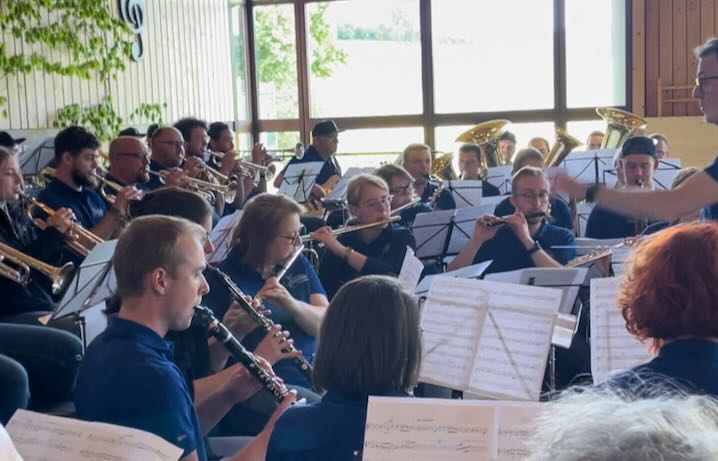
[561,149,617,184]
[444,180,483,208]
[485,166,513,195]
[278,162,323,203]
[444,205,496,256]
[208,210,242,265]
[411,208,456,263]
[326,167,374,202]
[18,137,55,178]
[53,240,117,351]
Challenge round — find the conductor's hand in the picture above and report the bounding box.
[255,324,300,365]
[471,215,501,243]
[552,171,589,201]
[46,207,75,234]
[503,212,532,248]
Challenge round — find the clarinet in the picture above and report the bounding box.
[205,266,314,385]
[194,305,289,402]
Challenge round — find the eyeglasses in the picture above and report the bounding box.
[115,152,149,161]
[695,75,718,90]
[516,191,550,202]
[156,140,185,148]
[364,195,393,209]
[389,182,413,195]
[278,232,302,246]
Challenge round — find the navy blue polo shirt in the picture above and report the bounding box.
[473,222,576,275]
[399,201,432,228]
[283,145,341,186]
[702,155,718,220]
[36,177,107,230]
[420,180,456,210]
[585,204,649,239]
[318,223,416,299]
[606,339,718,398]
[75,317,207,461]
[266,389,409,461]
[494,196,574,231]
[145,159,167,191]
[202,247,326,388]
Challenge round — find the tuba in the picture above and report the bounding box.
[0,242,74,294]
[545,128,582,167]
[455,119,511,177]
[596,107,647,149]
[431,151,458,181]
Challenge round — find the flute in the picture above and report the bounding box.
[485,211,548,227]
[205,266,314,385]
[193,305,289,402]
[272,245,304,281]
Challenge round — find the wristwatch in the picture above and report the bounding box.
[526,241,541,255]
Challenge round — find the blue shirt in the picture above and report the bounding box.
[75,317,207,461]
[606,339,718,398]
[283,145,341,186]
[203,247,325,387]
[145,159,167,191]
[36,177,107,230]
[494,196,574,232]
[266,389,409,461]
[702,155,718,220]
[420,180,456,210]
[473,222,576,275]
[585,204,651,239]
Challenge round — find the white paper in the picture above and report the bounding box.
[414,260,493,296]
[0,424,22,461]
[590,278,652,383]
[363,397,542,461]
[208,210,242,265]
[398,247,424,293]
[445,179,483,208]
[411,209,456,259]
[446,206,491,255]
[7,410,183,461]
[326,166,376,201]
[278,161,324,202]
[560,149,617,185]
[485,166,513,195]
[419,278,562,400]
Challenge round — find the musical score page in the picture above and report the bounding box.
[7,410,183,461]
[469,282,561,401]
[398,247,425,293]
[590,277,652,384]
[363,397,544,461]
[419,278,562,400]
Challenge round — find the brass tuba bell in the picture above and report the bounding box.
[431,151,459,181]
[545,128,582,167]
[454,119,511,178]
[596,107,647,149]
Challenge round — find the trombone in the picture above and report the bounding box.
[20,192,103,258]
[301,216,400,243]
[0,242,75,294]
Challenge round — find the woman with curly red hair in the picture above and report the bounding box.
[607,221,718,395]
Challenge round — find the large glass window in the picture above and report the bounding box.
[565,0,626,108]
[306,0,422,117]
[566,119,607,150]
[431,0,555,113]
[259,131,302,152]
[335,127,424,170]
[254,5,299,119]
[231,3,250,121]
[435,122,556,154]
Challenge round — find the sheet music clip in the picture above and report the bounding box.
[53,240,118,351]
[444,179,483,208]
[278,162,323,203]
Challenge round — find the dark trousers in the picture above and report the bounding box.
[0,353,29,424]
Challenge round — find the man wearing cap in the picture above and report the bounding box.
[273,120,342,198]
[0,132,26,154]
[585,136,659,238]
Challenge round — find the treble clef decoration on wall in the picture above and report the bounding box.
[118,0,146,61]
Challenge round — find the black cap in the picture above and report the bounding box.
[620,136,657,158]
[118,127,146,137]
[0,131,26,147]
[311,120,344,137]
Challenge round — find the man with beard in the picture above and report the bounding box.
[105,136,151,192]
[447,166,575,275]
[36,126,140,241]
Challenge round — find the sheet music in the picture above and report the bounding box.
[446,179,483,208]
[278,161,323,202]
[208,209,242,264]
[415,260,493,296]
[363,397,495,461]
[485,166,513,195]
[0,423,22,461]
[420,278,561,400]
[494,402,542,461]
[398,247,424,293]
[468,283,561,401]
[326,166,375,201]
[411,209,456,260]
[6,410,183,461]
[590,278,652,384]
[561,150,617,184]
[446,206,489,255]
[363,397,543,461]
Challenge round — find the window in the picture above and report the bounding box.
[259,131,302,151]
[335,127,424,171]
[431,0,555,113]
[253,5,299,119]
[566,120,607,150]
[305,0,422,117]
[565,0,626,108]
[230,3,250,121]
[435,122,556,154]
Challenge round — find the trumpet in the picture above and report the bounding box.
[0,242,75,294]
[301,216,400,243]
[205,151,276,181]
[148,170,238,197]
[91,171,131,207]
[20,192,103,257]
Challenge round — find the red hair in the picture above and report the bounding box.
[620,222,718,349]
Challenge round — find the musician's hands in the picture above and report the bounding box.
[222,362,263,403]
[255,324,300,365]
[222,302,258,339]
[309,226,342,254]
[183,156,209,179]
[257,277,298,311]
[472,215,501,243]
[552,172,589,200]
[45,207,75,234]
[112,186,143,218]
[503,212,533,248]
[163,169,187,187]
[310,183,326,200]
[219,150,238,176]
[252,143,269,165]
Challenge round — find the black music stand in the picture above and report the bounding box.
[278,162,323,203]
[562,150,617,185]
[411,208,456,265]
[52,240,117,352]
[18,137,55,179]
[444,180,483,208]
